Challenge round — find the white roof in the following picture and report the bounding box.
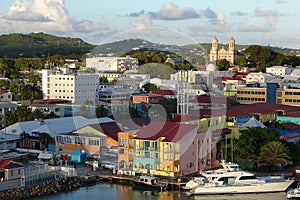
[2,116,114,138]
[242,118,266,128]
[290,69,300,76]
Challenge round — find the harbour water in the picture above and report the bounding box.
[32,182,288,200]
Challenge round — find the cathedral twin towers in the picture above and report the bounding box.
[209,36,235,65]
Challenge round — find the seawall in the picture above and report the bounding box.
[0,176,81,200]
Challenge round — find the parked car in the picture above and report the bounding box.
[101,161,117,170]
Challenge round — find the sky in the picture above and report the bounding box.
[0,0,299,49]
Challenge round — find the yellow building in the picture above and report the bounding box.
[56,122,120,154]
[117,132,135,169]
[276,88,300,106]
[236,86,266,104]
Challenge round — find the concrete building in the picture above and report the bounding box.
[277,87,300,106]
[209,36,235,64]
[246,72,276,83]
[0,102,18,129]
[85,56,138,72]
[266,66,293,76]
[42,69,99,104]
[0,92,12,102]
[131,121,199,176]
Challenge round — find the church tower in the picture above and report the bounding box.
[228,36,235,64]
[209,36,218,63]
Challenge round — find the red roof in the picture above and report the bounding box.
[134,121,197,142]
[34,99,70,103]
[281,122,300,130]
[225,102,300,117]
[117,117,167,131]
[174,102,300,122]
[189,95,234,104]
[150,90,176,95]
[281,133,300,139]
[280,112,300,118]
[0,159,24,169]
[88,121,122,141]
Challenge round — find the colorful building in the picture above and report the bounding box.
[56,121,120,154]
[126,121,199,177]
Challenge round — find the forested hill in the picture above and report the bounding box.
[0,32,95,57]
[0,32,299,58]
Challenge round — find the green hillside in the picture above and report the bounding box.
[0,32,299,59]
[0,32,95,57]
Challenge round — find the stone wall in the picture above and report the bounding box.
[0,177,81,200]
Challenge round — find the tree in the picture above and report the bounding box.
[45,111,59,119]
[258,141,291,171]
[234,127,280,166]
[234,56,247,67]
[78,100,95,118]
[28,109,44,121]
[156,97,177,119]
[95,105,109,118]
[4,111,17,126]
[217,59,230,71]
[38,132,52,150]
[99,76,108,83]
[0,79,11,91]
[141,83,157,93]
[26,73,40,85]
[15,105,31,122]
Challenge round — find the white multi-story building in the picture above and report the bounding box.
[246,72,276,83]
[85,56,138,72]
[266,66,293,76]
[42,69,99,104]
[170,64,232,88]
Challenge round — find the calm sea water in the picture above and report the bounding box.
[32,183,288,200]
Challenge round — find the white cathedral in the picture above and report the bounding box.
[209,36,235,64]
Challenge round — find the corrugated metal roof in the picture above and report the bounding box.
[2,116,114,138]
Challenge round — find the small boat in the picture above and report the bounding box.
[182,177,205,190]
[287,183,300,199]
[133,175,168,191]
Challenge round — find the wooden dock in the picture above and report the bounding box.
[97,175,187,190]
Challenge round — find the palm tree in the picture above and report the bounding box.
[258,141,291,171]
[95,105,109,118]
[38,132,52,150]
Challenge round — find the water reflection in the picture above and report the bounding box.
[32,183,287,200]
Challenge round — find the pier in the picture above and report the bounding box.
[96,175,187,190]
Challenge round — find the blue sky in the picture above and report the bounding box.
[0,0,299,49]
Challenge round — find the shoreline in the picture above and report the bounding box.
[0,163,298,200]
[0,176,82,200]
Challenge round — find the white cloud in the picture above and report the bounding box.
[231,11,246,16]
[276,0,289,4]
[149,2,200,20]
[73,20,109,33]
[3,0,50,22]
[0,0,110,35]
[237,8,278,32]
[131,16,153,30]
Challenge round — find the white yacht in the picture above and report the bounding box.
[189,160,294,195]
